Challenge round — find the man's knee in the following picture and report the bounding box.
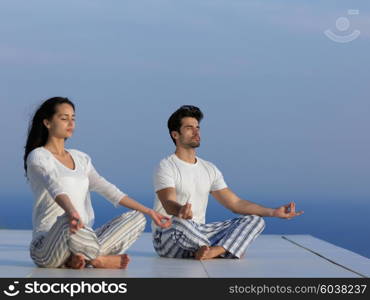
[171,216,194,231]
[172,216,192,223]
[240,215,265,230]
[254,215,265,228]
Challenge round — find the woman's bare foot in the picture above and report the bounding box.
[65,253,86,269]
[195,245,226,260]
[90,254,130,269]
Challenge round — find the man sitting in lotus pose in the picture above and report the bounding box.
[151,105,303,260]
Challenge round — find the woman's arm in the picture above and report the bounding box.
[54,194,77,215]
[118,196,172,228]
[86,155,171,228]
[55,194,84,233]
[118,195,151,214]
[87,159,127,207]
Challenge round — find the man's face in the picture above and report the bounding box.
[174,117,201,148]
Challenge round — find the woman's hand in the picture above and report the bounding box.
[272,202,304,219]
[148,209,172,228]
[68,210,84,234]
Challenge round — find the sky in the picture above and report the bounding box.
[0,1,369,257]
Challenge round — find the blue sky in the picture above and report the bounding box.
[0,1,369,256]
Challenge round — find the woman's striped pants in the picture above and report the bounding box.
[153,215,265,259]
[30,210,146,268]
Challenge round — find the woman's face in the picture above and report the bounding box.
[44,103,75,139]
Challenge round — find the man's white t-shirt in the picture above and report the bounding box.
[152,153,227,232]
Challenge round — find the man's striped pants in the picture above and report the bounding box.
[30,210,146,268]
[153,215,265,259]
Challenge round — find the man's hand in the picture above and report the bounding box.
[149,210,172,228]
[68,210,84,234]
[178,202,193,219]
[272,202,304,219]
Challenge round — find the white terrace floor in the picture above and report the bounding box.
[0,231,368,278]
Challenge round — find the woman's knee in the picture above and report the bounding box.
[133,211,146,230]
[38,261,61,268]
[122,210,146,222]
[31,255,66,268]
[120,210,147,233]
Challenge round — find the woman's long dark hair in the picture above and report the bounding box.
[24,97,75,176]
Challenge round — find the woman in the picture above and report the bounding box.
[24,97,171,269]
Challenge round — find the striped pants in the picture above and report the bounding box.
[30,210,146,268]
[153,215,265,259]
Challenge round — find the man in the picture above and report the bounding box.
[152,105,304,260]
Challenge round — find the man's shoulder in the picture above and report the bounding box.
[153,155,176,175]
[197,156,218,170]
[157,154,176,167]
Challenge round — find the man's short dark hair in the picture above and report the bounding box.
[167,105,204,145]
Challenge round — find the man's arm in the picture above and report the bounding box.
[156,188,193,219]
[211,188,303,219]
[211,188,274,217]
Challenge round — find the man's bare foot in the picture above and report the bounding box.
[195,245,226,260]
[90,254,130,269]
[65,253,86,269]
